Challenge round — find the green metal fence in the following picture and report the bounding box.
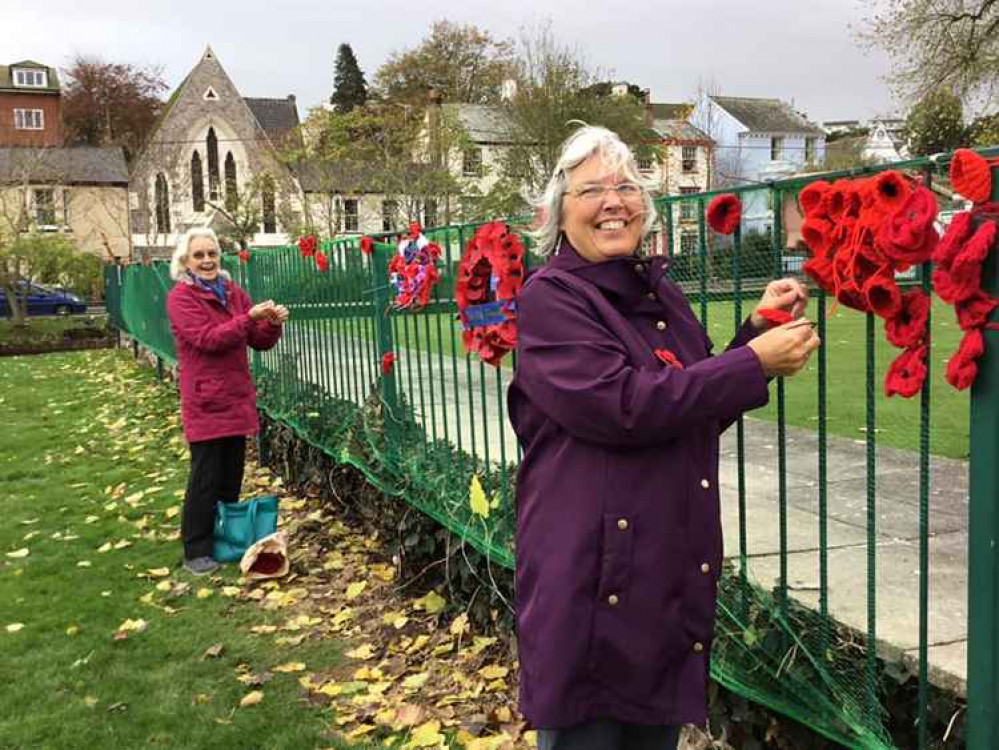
[105,148,999,749]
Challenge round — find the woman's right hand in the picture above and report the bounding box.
[248,300,275,321]
[747,320,821,377]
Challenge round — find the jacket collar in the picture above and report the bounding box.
[546,237,670,305]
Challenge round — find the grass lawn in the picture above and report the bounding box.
[0,351,347,750]
[297,296,969,459]
[0,314,109,346]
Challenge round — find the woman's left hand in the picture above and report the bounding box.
[751,278,809,331]
[271,305,290,324]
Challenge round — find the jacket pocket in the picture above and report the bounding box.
[594,512,635,603]
[193,377,228,412]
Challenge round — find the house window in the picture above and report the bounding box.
[679,187,699,222]
[154,174,170,234]
[423,199,437,229]
[343,198,359,232]
[770,136,784,161]
[224,152,237,212]
[636,154,654,172]
[14,69,47,87]
[680,231,698,254]
[207,127,220,200]
[681,146,697,172]
[805,137,816,163]
[382,200,398,232]
[462,148,482,177]
[34,189,55,227]
[261,177,276,234]
[14,109,44,130]
[191,151,205,212]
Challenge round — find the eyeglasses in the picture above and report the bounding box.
[567,182,644,204]
[191,250,220,260]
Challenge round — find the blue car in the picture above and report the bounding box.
[0,282,88,316]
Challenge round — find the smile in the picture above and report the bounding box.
[596,219,627,230]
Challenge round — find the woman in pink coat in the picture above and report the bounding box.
[166,228,287,576]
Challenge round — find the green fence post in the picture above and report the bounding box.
[245,248,262,380]
[370,242,400,449]
[968,165,999,749]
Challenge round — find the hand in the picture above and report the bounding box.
[270,305,290,324]
[751,278,809,330]
[747,319,821,377]
[248,300,275,321]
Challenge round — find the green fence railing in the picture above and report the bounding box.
[105,147,999,749]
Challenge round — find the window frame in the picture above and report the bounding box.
[342,198,360,233]
[681,146,697,172]
[14,69,47,88]
[770,136,784,161]
[14,108,44,130]
[33,188,56,228]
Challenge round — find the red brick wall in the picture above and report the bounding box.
[0,92,62,146]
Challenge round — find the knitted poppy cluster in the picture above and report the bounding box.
[932,209,999,390]
[388,227,442,311]
[297,234,317,257]
[706,194,742,235]
[798,172,938,398]
[456,222,525,367]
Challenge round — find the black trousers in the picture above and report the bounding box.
[537,721,680,750]
[182,436,246,559]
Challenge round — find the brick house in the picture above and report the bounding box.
[0,61,62,147]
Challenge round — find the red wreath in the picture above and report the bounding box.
[456,222,525,367]
[298,234,317,257]
[387,226,443,310]
[706,194,741,235]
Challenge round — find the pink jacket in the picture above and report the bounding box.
[166,276,282,443]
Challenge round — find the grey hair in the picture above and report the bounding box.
[169,227,231,281]
[527,124,657,256]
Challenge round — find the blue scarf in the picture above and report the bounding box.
[190,272,228,307]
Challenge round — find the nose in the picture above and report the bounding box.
[601,187,625,210]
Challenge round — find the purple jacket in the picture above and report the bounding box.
[166,276,282,444]
[508,242,770,729]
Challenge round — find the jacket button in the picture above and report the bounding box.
[693,641,704,653]
[656,320,667,331]
[608,594,619,606]
[617,518,629,531]
[701,562,711,574]
[646,292,656,300]
[634,263,645,274]
[700,478,710,489]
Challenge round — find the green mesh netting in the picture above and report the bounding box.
[106,154,984,749]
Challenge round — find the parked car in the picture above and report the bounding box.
[0,282,88,316]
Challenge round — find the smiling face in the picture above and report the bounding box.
[185,236,221,281]
[560,153,646,263]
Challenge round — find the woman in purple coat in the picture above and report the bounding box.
[166,228,287,576]
[508,126,819,749]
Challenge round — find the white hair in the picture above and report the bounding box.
[169,227,231,281]
[527,124,657,256]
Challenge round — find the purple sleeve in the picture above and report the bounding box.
[515,276,770,446]
[167,290,252,353]
[727,316,764,350]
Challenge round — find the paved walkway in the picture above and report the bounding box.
[282,331,970,696]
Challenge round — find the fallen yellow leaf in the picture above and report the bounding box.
[345,643,375,660]
[196,588,213,599]
[146,567,170,578]
[346,581,367,600]
[469,475,490,519]
[239,691,264,707]
[273,662,306,673]
[6,548,29,559]
[478,665,509,680]
[6,623,24,633]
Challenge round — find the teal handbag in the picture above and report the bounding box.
[213,495,279,563]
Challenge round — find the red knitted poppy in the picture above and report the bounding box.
[315,250,329,273]
[654,348,685,369]
[864,274,903,319]
[872,171,912,214]
[823,179,862,222]
[932,211,974,267]
[706,194,741,235]
[950,149,992,204]
[876,186,939,267]
[799,181,831,217]
[381,351,396,375]
[884,344,928,398]
[801,216,834,257]
[950,220,998,292]
[298,234,317,257]
[756,308,795,327]
[803,255,834,291]
[360,236,374,255]
[955,290,999,331]
[885,290,931,348]
[946,329,985,390]
[238,249,250,264]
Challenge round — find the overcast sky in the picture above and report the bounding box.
[4,0,898,124]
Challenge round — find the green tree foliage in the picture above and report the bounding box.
[904,89,967,156]
[330,43,368,113]
[968,111,999,147]
[373,21,516,105]
[0,233,83,325]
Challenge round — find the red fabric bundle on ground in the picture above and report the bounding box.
[706,194,741,235]
[885,290,930,348]
[946,329,985,390]
[885,345,928,398]
[950,149,992,203]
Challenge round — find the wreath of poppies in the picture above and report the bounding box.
[387,223,442,310]
[455,222,525,367]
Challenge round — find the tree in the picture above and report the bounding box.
[904,89,967,155]
[968,111,999,146]
[330,43,368,113]
[482,23,656,212]
[861,0,999,105]
[373,21,516,105]
[61,56,168,161]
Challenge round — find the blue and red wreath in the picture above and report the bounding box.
[387,223,442,310]
[455,221,525,367]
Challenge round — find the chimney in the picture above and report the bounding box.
[501,79,517,102]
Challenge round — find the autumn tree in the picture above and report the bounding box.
[861,0,999,105]
[61,56,167,161]
[330,43,368,113]
[373,21,516,105]
[904,88,967,155]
